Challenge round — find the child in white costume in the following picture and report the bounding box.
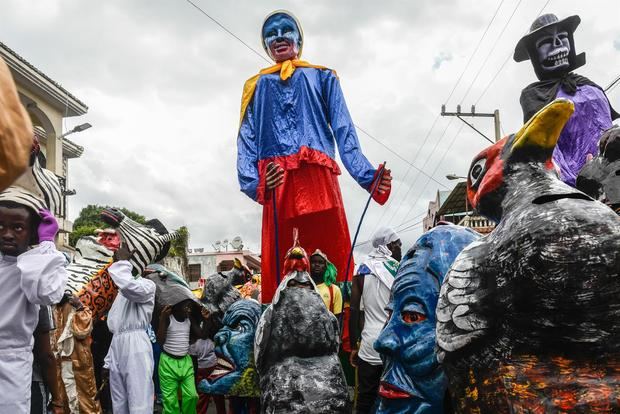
[0,205,67,413]
[104,244,156,414]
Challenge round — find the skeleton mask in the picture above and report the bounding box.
[535,27,570,73]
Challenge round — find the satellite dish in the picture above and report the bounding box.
[231,236,244,251]
[222,239,229,251]
[212,240,222,252]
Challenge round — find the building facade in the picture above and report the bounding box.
[187,248,261,289]
[423,182,496,235]
[1,42,88,250]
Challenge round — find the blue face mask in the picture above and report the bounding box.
[262,14,301,60]
[374,225,479,414]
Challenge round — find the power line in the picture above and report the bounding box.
[369,114,441,236]
[182,0,448,190]
[397,123,466,228]
[444,0,507,105]
[458,0,524,104]
[380,0,511,230]
[401,0,556,230]
[184,0,270,64]
[398,220,424,234]
[606,74,620,93]
[386,118,455,226]
[354,125,448,188]
[475,0,554,105]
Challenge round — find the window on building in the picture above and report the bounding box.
[188,264,201,282]
[217,260,234,272]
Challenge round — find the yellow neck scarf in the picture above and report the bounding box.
[239,59,333,126]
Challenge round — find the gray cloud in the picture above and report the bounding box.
[2,0,618,256]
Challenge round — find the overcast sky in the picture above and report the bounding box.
[3,0,618,256]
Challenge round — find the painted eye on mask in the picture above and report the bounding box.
[401,311,426,324]
[469,158,486,187]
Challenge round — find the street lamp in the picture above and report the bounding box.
[57,122,92,139]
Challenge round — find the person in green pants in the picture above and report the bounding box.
[157,300,201,414]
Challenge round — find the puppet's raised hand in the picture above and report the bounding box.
[266,162,284,190]
[371,164,392,205]
[38,209,59,242]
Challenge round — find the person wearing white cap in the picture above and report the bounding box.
[349,227,401,414]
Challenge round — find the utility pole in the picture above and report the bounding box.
[441,105,501,143]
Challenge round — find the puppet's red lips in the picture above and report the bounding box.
[272,42,292,52]
[379,382,412,399]
[207,355,236,381]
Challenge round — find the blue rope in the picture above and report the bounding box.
[343,162,386,285]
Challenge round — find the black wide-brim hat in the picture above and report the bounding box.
[514,14,581,62]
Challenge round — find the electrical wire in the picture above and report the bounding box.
[382,0,512,230]
[397,123,466,228]
[444,0,507,104]
[385,118,455,226]
[458,0,524,104]
[475,0,554,105]
[182,0,448,189]
[184,0,270,64]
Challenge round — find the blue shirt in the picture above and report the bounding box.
[237,67,376,201]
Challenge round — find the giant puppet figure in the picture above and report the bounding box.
[514,13,619,187]
[374,224,479,414]
[436,99,620,412]
[237,10,392,302]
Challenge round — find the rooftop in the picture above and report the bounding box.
[0,42,88,117]
[437,181,469,217]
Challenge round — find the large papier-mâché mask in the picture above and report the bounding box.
[535,27,570,73]
[374,224,479,414]
[262,12,302,62]
[198,299,261,397]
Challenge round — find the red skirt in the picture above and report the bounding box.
[259,160,352,303]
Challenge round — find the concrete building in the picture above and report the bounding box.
[187,248,261,289]
[0,42,88,249]
[423,182,495,235]
[422,189,452,231]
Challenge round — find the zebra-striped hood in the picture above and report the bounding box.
[101,208,180,274]
[0,149,63,217]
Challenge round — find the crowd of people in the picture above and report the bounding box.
[0,187,404,413]
[0,5,618,414]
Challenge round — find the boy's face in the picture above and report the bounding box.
[310,255,326,284]
[0,206,33,256]
[172,300,193,319]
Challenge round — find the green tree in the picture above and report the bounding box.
[69,204,146,246]
[168,225,189,274]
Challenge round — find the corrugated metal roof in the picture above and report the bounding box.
[437,181,469,216]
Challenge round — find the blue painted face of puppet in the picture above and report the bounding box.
[198,300,261,396]
[374,225,479,413]
[262,13,302,62]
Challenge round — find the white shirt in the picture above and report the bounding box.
[189,338,216,369]
[163,315,190,357]
[0,241,67,351]
[106,261,155,334]
[358,272,393,365]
